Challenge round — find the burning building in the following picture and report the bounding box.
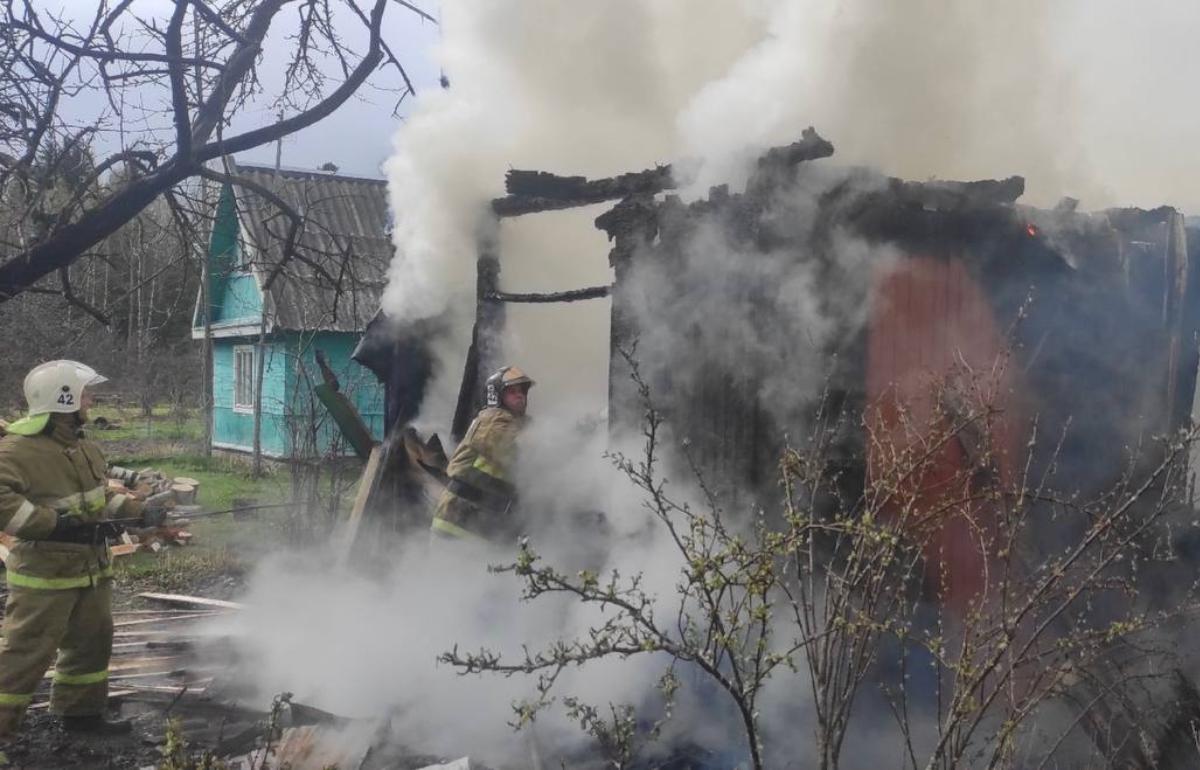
[345,128,1200,766]
[357,126,1199,514]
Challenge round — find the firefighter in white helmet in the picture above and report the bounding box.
[0,361,147,737]
[432,366,534,541]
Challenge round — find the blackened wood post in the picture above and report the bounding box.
[1163,210,1190,432]
[452,232,505,441]
[596,196,659,436]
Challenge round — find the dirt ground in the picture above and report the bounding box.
[0,574,252,770]
[1,710,163,769]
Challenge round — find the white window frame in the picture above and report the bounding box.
[232,345,257,414]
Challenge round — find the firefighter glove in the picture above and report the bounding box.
[46,516,125,544]
[46,515,96,544]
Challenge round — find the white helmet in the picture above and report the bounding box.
[7,360,107,436]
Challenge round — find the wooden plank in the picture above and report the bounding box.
[136,592,246,610]
[29,689,138,711]
[112,642,151,651]
[115,680,211,694]
[39,657,185,679]
[339,443,386,561]
[113,609,222,615]
[109,656,186,672]
[114,612,220,628]
[108,671,203,682]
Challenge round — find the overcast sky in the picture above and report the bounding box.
[229,5,443,177]
[44,0,443,179]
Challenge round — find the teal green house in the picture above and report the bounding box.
[192,161,391,458]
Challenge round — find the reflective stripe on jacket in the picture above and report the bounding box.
[0,414,140,589]
[432,407,524,539]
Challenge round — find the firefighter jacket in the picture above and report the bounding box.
[0,414,142,589]
[432,407,525,540]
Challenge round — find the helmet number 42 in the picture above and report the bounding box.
[57,393,74,406]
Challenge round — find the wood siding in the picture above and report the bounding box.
[212,332,384,458]
[866,256,1025,609]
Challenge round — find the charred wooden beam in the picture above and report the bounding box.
[353,312,439,430]
[494,166,675,217]
[754,127,836,169]
[451,333,481,442]
[483,285,609,303]
[495,131,837,217]
[492,196,600,217]
[452,238,505,441]
[821,172,1032,253]
[505,166,674,198]
[897,175,1025,209]
[598,195,660,433]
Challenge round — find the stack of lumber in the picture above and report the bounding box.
[0,591,243,711]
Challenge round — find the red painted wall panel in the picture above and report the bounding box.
[866,256,1024,610]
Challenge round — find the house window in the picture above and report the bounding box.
[233,345,256,413]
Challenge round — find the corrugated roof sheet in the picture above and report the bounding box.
[231,160,392,332]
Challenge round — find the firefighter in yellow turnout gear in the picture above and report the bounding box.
[432,366,533,541]
[0,361,146,738]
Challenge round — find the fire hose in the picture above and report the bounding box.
[44,502,293,545]
[108,502,295,528]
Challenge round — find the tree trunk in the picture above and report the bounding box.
[195,15,214,458]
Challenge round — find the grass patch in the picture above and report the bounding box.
[113,547,245,597]
[105,453,294,553]
[93,408,365,598]
[104,453,290,512]
[105,452,295,594]
[88,403,203,444]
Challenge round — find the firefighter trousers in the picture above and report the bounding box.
[0,580,112,735]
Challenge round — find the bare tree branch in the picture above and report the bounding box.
[0,0,421,301]
[58,265,109,325]
[187,0,249,45]
[196,0,388,158]
[189,0,290,146]
[165,0,193,158]
[391,0,436,24]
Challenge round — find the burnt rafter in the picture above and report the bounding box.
[493,128,837,219]
[492,165,676,217]
[484,285,610,303]
[818,172,1031,254]
[887,175,1025,210]
[753,127,836,170]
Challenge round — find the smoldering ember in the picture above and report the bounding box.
[4,4,1200,770]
